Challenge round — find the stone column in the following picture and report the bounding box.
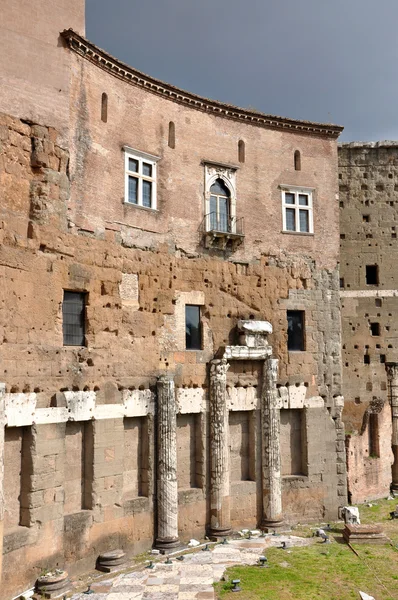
[261,358,284,530]
[155,375,179,549]
[0,383,5,586]
[208,358,232,537]
[387,363,398,492]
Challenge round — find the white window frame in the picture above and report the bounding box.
[123,146,160,210]
[281,185,314,234]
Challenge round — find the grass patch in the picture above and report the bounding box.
[215,498,398,599]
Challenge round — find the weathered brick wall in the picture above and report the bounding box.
[0,0,84,141]
[0,29,345,594]
[0,111,345,597]
[339,142,398,502]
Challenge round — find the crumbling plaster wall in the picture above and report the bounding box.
[339,142,398,502]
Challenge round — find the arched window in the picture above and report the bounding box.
[101,92,108,123]
[168,121,175,148]
[210,178,231,232]
[294,150,301,171]
[238,139,245,163]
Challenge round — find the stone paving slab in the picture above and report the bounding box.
[69,536,314,600]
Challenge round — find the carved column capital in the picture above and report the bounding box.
[264,357,278,387]
[210,358,229,381]
[386,363,398,383]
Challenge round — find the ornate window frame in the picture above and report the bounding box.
[204,162,238,233]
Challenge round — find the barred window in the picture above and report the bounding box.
[63,291,86,346]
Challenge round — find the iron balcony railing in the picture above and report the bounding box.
[201,212,244,236]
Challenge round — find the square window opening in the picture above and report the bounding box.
[185,305,202,350]
[370,322,380,336]
[287,310,305,351]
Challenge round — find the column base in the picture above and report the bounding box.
[155,536,181,551]
[260,519,287,533]
[207,525,233,540]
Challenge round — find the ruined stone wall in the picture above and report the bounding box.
[0,18,346,594]
[339,142,398,502]
[0,110,345,597]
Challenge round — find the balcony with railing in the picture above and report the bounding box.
[201,212,244,250]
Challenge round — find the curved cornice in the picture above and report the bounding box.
[61,29,343,139]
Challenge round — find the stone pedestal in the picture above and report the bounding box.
[0,384,5,588]
[387,363,398,492]
[261,358,284,531]
[155,375,180,550]
[208,358,232,537]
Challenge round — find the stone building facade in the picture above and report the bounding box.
[339,142,398,503]
[0,1,346,597]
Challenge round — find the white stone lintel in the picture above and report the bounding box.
[176,388,205,414]
[238,320,272,334]
[224,346,272,360]
[4,389,154,427]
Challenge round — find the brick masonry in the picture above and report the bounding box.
[0,2,346,597]
[339,142,398,502]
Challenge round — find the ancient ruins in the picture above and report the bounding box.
[0,0,350,597]
[339,142,398,503]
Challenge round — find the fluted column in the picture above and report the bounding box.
[155,375,179,549]
[0,383,5,586]
[387,363,398,492]
[208,358,232,537]
[261,358,284,530]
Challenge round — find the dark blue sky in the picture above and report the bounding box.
[86,0,398,141]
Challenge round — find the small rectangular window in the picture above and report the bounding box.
[340,278,345,289]
[364,354,370,365]
[185,305,201,350]
[287,310,305,351]
[63,291,86,346]
[366,265,379,285]
[370,322,380,336]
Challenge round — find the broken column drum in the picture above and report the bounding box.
[261,358,284,530]
[155,375,180,549]
[387,363,398,492]
[209,357,232,537]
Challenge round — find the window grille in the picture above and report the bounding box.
[63,291,86,346]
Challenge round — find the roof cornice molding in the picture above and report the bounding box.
[61,29,343,139]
